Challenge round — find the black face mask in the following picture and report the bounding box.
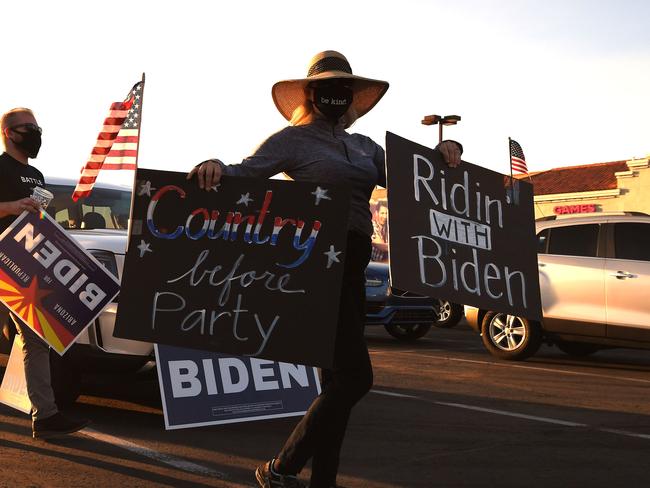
[313,85,353,122]
[13,129,42,158]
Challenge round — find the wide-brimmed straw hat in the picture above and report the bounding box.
[272,50,389,121]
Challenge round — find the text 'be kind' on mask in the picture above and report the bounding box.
[313,85,353,121]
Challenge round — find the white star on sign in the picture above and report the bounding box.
[236,192,253,206]
[136,85,142,90]
[137,240,152,258]
[210,183,221,192]
[311,186,331,206]
[324,245,342,269]
[137,180,155,196]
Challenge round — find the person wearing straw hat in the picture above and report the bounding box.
[189,50,462,488]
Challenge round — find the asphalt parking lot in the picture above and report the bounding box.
[2,321,650,487]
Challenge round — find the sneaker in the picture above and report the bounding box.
[255,459,305,488]
[32,412,90,439]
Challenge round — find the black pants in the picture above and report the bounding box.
[276,231,374,488]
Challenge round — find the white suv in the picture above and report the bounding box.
[464,212,650,360]
[1,177,151,405]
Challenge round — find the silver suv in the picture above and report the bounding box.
[464,212,650,360]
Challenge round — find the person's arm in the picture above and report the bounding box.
[0,198,40,218]
[187,128,293,190]
[372,143,387,188]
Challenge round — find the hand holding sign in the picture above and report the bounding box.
[187,159,224,190]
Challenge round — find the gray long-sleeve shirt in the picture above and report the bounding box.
[220,118,386,237]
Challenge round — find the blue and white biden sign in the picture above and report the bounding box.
[155,344,321,429]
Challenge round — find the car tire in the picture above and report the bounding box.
[49,350,82,409]
[555,340,600,357]
[384,323,432,341]
[480,311,542,361]
[434,300,464,328]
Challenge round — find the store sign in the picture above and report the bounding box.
[553,204,597,215]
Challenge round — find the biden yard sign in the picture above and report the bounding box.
[114,169,350,369]
[155,345,321,429]
[385,133,542,321]
[0,211,120,354]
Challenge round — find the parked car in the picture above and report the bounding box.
[465,212,650,360]
[365,262,463,341]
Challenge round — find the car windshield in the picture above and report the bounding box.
[45,184,132,231]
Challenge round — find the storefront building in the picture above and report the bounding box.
[521,156,650,220]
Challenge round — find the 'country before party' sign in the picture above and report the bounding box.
[114,169,350,369]
[0,211,121,354]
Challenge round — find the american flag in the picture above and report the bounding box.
[510,139,528,175]
[72,81,144,201]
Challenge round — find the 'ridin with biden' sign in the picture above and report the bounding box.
[385,133,541,321]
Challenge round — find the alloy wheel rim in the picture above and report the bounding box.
[437,300,451,322]
[489,314,527,351]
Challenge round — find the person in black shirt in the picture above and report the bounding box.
[0,107,89,439]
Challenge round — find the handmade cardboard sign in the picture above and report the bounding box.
[385,132,542,320]
[114,169,350,368]
[155,344,321,429]
[0,211,121,354]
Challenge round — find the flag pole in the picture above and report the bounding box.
[126,73,146,249]
[508,137,514,203]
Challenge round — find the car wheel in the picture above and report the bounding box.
[555,341,600,357]
[384,323,432,341]
[480,311,542,360]
[434,300,463,328]
[49,350,82,409]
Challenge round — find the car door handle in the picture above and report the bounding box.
[610,271,637,279]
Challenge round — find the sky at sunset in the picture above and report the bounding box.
[2,0,649,187]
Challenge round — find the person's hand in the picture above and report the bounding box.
[187,159,223,190]
[7,197,41,215]
[436,140,462,168]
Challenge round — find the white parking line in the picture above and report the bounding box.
[371,390,419,399]
[598,428,650,441]
[371,389,650,441]
[372,389,586,427]
[370,350,650,385]
[433,401,587,427]
[81,428,226,478]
